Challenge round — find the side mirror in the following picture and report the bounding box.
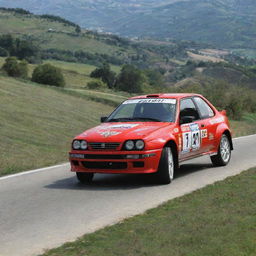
[180,116,195,125]
[100,116,107,123]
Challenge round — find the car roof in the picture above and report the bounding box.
[129,93,203,100]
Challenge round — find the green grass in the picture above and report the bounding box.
[0,76,114,176]
[41,167,256,256]
[230,113,256,137]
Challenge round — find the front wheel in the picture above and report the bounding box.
[76,172,94,184]
[211,134,231,166]
[155,147,175,184]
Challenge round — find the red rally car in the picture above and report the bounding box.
[69,93,233,184]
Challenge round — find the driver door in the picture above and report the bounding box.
[179,97,205,160]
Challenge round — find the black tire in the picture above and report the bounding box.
[155,147,175,184]
[211,134,231,166]
[76,172,94,184]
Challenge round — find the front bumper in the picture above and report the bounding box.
[69,149,162,174]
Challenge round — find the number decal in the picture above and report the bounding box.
[182,132,191,152]
[191,131,200,150]
[181,123,201,153]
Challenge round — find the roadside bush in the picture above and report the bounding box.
[87,80,106,89]
[2,57,28,78]
[0,47,8,57]
[32,64,65,87]
[115,64,145,93]
[90,63,116,88]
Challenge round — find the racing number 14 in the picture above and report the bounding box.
[182,127,201,152]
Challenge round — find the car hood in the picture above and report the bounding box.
[77,122,173,142]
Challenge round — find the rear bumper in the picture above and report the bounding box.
[69,149,162,174]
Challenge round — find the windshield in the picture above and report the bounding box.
[106,98,177,122]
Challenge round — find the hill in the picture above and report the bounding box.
[112,0,256,49]
[0,0,256,50]
[0,8,193,68]
[0,75,114,176]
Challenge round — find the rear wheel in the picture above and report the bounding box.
[76,172,94,184]
[211,134,231,166]
[155,147,175,184]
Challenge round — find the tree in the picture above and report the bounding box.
[0,47,8,57]
[2,57,28,78]
[15,38,40,61]
[32,64,65,87]
[0,34,15,54]
[90,63,116,88]
[115,65,145,93]
[75,26,81,34]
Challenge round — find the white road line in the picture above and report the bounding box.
[233,134,256,140]
[0,163,69,181]
[1,134,255,181]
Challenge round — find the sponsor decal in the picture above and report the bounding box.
[209,133,215,140]
[123,99,176,104]
[178,135,182,151]
[209,117,224,125]
[201,129,208,139]
[181,125,190,132]
[173,128,179,133]
[108,124,139,129]
[98,131,121,138]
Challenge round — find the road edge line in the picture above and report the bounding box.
[233,134,256,140]
[0,163,70,181]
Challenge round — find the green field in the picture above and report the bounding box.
[0,57,121,89]
[41,167,256,256]
[0,76,114,176]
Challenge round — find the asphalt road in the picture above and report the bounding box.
[0,135,256,256]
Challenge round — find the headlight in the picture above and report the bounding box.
[80,140,88,150]
[72,140,81,150]
[125,140,135,150]
[135,140,145,150]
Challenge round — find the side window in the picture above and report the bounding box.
[180,98,200,121]
[193,97,214,119]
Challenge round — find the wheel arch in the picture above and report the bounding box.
[223,130,233,150]
[164,140,179,169]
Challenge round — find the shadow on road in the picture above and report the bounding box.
[45,161,214,191]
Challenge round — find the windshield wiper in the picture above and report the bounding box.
[131,117,162,122]
[107,117,161,122]
[107,118,133,122]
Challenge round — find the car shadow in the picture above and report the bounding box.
[45,162,214,191]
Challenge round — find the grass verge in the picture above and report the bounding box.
[230,113,256,137]
[41,167,256,256]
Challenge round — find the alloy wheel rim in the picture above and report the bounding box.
[220,136,230,163]
[167,148,174,180]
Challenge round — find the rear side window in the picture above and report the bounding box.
[193,97,214,118]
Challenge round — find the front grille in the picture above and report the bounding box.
[82,161,127,170]
[89,142,120,150]
[84,154,125,159]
